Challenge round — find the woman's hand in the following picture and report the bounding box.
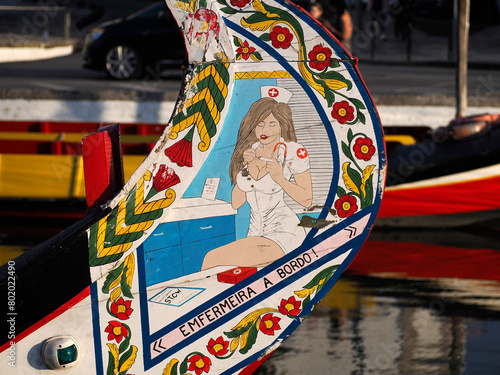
[243,148,257,164]
[266,151,285,184]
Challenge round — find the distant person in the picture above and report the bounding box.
[311,0,353,51]
[310,3,337,35]
[367,0,389,41]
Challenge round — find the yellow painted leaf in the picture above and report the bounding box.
[230,337,240,352]
[125,253,135,287]
[241,18,277,32]
[252,0,265,13]
[108,272,122,291]
[294,285,317,299]
[110,287,122,302]
[323,78,348,91]
[162,358,179,375]
[240,327,251,349]
[342,162,360,195]
[231,308,278,331]
[360,165,375,198]
[251,0,280,17]
[119,345,138,374]
[298,59,325,97]
[106,343,119,373]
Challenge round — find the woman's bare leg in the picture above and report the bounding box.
[201,237,285,270]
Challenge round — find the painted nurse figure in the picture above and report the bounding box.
[202,92,313,270]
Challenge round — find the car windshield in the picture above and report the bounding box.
[126,2,164,20]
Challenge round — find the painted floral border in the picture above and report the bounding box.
[161,265,339,375]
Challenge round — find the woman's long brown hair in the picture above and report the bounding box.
[229,98,297,184]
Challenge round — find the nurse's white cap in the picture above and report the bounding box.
[260,86,293,104]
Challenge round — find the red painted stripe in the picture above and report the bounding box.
[379,174,500,217]
[238,350,276,375]
[350,240,500,281]
[0,286,91,353]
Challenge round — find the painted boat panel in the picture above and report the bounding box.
[0,0,385,374]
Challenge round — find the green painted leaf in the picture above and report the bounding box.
[341,141,352,161]
[301,266,338,290]
[347,128,354,143]
[240,323,259,354]
[106,351,115,375]
[118,344,134,369]
[259,33,271,42]
[350,98,366,110]
[118,330,131,354]
[252,51,263,61]
[362,174,374,208]
[337,186,347,198]
[346,163,362,190]
[121,265,133,299]
[224,321,253,338]
[358,111,366,125]
[242,12,270,25]
[324,88,336,107]
[102,263,124,294]
[180,358,188,375]
[319,70,352,90]
[233,36,242,47]
[220,6,238,14]
[302,295,311,309]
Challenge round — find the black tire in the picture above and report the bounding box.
[104,43,143,80]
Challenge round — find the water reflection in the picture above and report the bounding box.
[255,223,500,375]
[1,214,499,374]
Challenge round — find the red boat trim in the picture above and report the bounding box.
[349,240,500,281]
[379,174,500,217]
[0,286,90,353]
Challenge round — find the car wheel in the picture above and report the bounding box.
[104,44,143,80]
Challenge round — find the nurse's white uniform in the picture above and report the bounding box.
[236,139,310,254]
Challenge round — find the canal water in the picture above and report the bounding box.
[255,221,500,375]
[1,217,499,374]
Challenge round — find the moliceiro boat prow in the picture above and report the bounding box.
[0,0,385,373]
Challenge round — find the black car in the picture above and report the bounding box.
[82,2,187,80]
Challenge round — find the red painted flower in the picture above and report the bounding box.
[353,137,376,161]
[165,138,193,167]
[331,101,355,124]
[269,25,293,49]
[110,297,133,320]
[207,336,230,356]
[104,321,129,344]
[153,164,180,192]
[335,194,358,218]
[259,313,281,335]
[236,40,256,60]
[186,9,220,44]
[188,354,212,375]
[230,0,251,8]
[278,296,301,317]
[308,44,333,71]
[146,164,181,200]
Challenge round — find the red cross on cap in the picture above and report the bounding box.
[268,88,279,97]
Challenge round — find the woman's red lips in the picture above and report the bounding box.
[260,135,268,140]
